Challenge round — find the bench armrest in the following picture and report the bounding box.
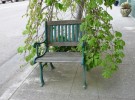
[33,41,46,48]
[33,41,47,64]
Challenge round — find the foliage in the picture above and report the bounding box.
[77,0,125,78]
[50,46,77,52]
[18,0,125,78]
[121,2,131,9]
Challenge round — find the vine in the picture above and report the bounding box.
[18,0,125,78]
[78,0,125,78]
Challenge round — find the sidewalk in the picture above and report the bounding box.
[2,6,135,100]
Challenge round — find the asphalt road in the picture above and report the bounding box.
[0,1,31,97]
[0,1,28,66]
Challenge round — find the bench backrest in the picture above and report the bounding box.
[45,20,82,46]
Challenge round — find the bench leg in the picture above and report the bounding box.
[39,62,45,87]
[82,64,87,89]
[50,63,55,70]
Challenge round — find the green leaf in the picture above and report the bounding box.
[121,40,125,46]
[22,30,29,35]
[119,52,125,58]
[88,37,96,46]
[89,1,97,8]
[30,60,35,65]
[101,43,108,51]
[102,70,112,78]
[45,0,52,5]
[115,39,125,46]
[115,50,125,58]
[105,35,112,41]
[94,58,98,66]
[32,47,36,53]
[111,64,118,71]
[18,46,24,53]
[105,54,112,62]
[108,15,113,20]
[98,31,104,38]
[115,31,122,37]
[33,0,37,3]
[116,58,122,63]
[97,0,103,5]
[28,45,32,50]
[58,3,64,10]
[25,55,31,62]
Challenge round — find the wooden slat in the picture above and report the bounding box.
[76,25,79,42]
[61,25,63,42]
[68,25,71,42]
[72,25,75,42]
[54,26,56,42]
[47,20,82,25]
[36,52,82,63]
[50,26,53,42]
[58,25,60,42]
[65,25,67,41]
[48,42,78,46]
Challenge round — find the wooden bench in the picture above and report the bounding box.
[34,20,87,89]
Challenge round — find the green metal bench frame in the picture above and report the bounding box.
[34,20,87,89]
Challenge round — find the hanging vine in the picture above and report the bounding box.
[78,0,125,78]
[18,0,125,78]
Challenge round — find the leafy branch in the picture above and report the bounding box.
[18,0,125,78]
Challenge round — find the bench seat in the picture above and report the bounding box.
[36,52,82,63]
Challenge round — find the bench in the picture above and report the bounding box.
[34,20,87,89]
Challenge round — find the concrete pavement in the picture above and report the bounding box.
[1,6,135,100]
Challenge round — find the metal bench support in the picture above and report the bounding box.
[39,62,45,87]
